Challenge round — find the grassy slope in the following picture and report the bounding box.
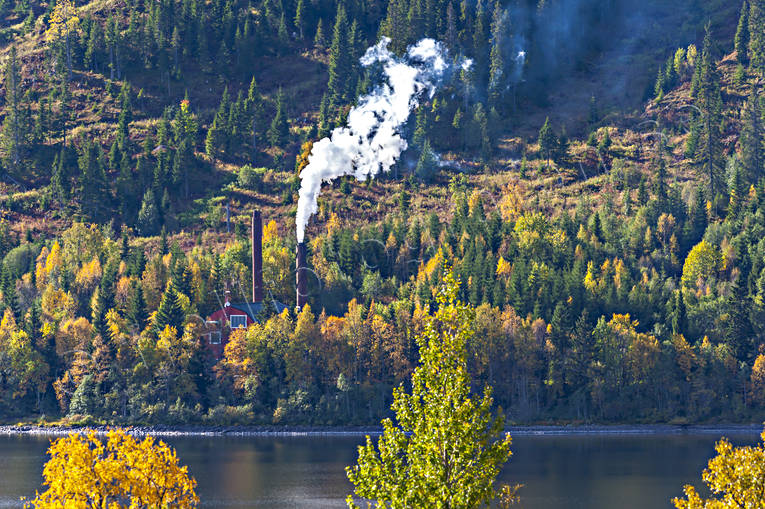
[0,0,744,246]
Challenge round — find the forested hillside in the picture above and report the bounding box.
[0,0,764,425]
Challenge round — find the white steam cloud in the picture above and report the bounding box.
[296,37,459,242]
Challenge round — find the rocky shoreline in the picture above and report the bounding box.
[0,423,761,437]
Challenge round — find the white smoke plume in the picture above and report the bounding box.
[296,37,458,242]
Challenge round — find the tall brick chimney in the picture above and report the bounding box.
[251,210,263,302]
[296,242,308,310]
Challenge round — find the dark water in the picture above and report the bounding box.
[0,431,760,508]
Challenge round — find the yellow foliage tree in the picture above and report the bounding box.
[750,354,765,406]
[44,0,79,42]
[25,429,198,508]
[681,240,720,291]
[262,219,279,243]
[673,429,765,509]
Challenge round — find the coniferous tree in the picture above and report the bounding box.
[318,92,331,137]
[488,1,506,110]
[268,89,289,147]
[326,6,351,107]
[695,25,725,200]
[740,85,763,184]
[472,0,489,90]
[137,189,160,236]
[205,88,230,159]
[92,259,118,339]
[736,1,750,64]
[1,46,27,177]
[538,117,556,168]
[78,141,109,221]
[244,78,263,157]
[153,284,185,336]
[294,0,306,40]
[126,281,147,332]
[51,148,70,203]
[749,0,765,74]
[314,18,325,49]
[380,0,409,53]
[671,290,688,337]
[415,139,437,182]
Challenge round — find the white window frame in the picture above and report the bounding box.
[230,314,248,329]
[208,331,222,345]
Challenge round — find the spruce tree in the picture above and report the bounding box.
[740,85,763,184]
[314,18,325,49]
[326,6,351,107]
[294,0,305,40]
[206,87,230,159]
[671,290,688,337]
[51,148,70,203]
[1,46,27,177]
[736,0,750,64]
[268,89,289,147]
[116,84,132,149]
[415,139,437,182]
[92,258,118,339]
[137,189,160,236]
[471,0,489,90]
[695,24,725,200]
[153,284,185,336]
[749,0,765,74]
[538,117,556,168]
[127,281,147,332]
[78,141,109,221]
[488,1,507,110]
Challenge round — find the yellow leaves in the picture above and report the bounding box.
[326,211,341,236]
[41,284,75,325]
[672,334,698,381]
[514,212,567,259]
[673,429,765,509]
[499,181,524,223]
[496,256,512,277]
[263,219,279,243]
[75,256,102,291]
[418,248,444,283]
[583,261,597,293]
[55,317,92,358]
[44,0,79,43]
[156,325,178,352]
[751,354,765,406]
[295,141,313,175]
[25,429,198,509]
[36,242,62,291]
[468,189,483,215]
[0,308,17,340]
[682,240,721,292]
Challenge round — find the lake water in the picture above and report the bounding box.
[0,431,760,508]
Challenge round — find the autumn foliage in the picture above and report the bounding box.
[673,429,765,509]
[24,429,198,508]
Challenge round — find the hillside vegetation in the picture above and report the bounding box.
[0,0,764,425]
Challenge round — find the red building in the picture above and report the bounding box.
[202,292,273,359]
[201,210,285,360]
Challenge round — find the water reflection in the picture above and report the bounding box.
[0,432,759,508]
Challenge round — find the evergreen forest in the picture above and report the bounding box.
[0,0,764,426]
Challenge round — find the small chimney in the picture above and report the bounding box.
[296,242,308,310]
[252,210,263,302]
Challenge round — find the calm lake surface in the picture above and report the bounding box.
[0,431,760,508]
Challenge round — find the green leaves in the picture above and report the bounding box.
[346,270,512,509]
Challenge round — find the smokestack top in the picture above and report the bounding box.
[252,210,263,303]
